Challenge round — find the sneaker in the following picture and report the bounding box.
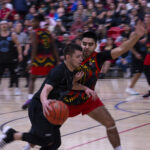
[143,90,150,98]
[22,99,32,110]
[21,144,32,150]
[0,126,17,148]
[126,88,139,95]
[14,88,21,96]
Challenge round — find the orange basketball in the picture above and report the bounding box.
[45,101,69,125]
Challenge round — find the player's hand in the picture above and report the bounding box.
[74,71,84,82]
[41,99,51,116]
[41,99,57,116]
[135,20,147,38]
[85,88,98,101]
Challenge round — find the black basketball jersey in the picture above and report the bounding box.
[33,62,74,101]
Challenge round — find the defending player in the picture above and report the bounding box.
[58,21,145,150]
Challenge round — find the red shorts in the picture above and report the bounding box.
[66,97,104,117]
[144,54,150,66]
[31,54,56,76]
[31,66,54,76]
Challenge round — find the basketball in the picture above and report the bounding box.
[45,101,69,125]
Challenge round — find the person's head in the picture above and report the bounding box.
[81,31,97,58]
[144,13,150,25]
[32,14,44,29]
[106,37,113,45]
[15,22,23,33]
[63,43,83,71]
[14,14,20,21]
[0,20,9,31]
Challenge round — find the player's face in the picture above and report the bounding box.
[69,50,83,69]
[81,38,97,58]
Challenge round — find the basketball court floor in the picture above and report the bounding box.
[0,77,150,150]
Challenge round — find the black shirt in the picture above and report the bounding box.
[33,62,74,101]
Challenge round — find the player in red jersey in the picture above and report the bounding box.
[59,21,146,150]
[143,13,150,98]
[22,14,60,109]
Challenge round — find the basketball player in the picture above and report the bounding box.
[143,13,150,98]
[0,20,23,95]
[126,14,149,95]
[45,21,145,150]
[22,14,60,109]
[0,44,97,150]
[143,48,150,98]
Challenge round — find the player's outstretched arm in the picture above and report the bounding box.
[111,20,146,59]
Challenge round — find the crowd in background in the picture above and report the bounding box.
[0,0,150,81]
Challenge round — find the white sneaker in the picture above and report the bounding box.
[126,88,139,95]
[21,144,32,150]
[14,88,21,96]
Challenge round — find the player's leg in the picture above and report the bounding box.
[22,74,37,109]
[28,74,37,97]
[0,126,53,148]
[87,106,121,150]
[40,127,61,150]
[143,65,150,97]
[8,61,21,95]
[0,63,5,84]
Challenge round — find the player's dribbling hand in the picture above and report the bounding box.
[85,88,98,101]
[42,99,57,116]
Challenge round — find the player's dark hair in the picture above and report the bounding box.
[63,43,82,59]
[34,14,45,22]
[81,31,97,43]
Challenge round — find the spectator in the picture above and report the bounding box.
[70,17,84,35]
[54,19,66,36]
[12,0,28,18]
[15,22,30,87]
[25,6,37,20]
[0,1,12,20]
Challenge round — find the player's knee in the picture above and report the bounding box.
[104,118,116,129]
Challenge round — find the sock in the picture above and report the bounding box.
[115,146,122,150]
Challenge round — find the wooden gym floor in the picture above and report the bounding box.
[0,77,150,150]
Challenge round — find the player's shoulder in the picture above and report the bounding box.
[51,63,66,74]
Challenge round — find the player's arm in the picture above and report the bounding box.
[111,20,146,59]
[40,84,55,115]
[30,31,38,64]
[130,48,142,59]
[72,72,98,100]
[50,34,60,64]
[12,33,23,62]
[72,82,98,100]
